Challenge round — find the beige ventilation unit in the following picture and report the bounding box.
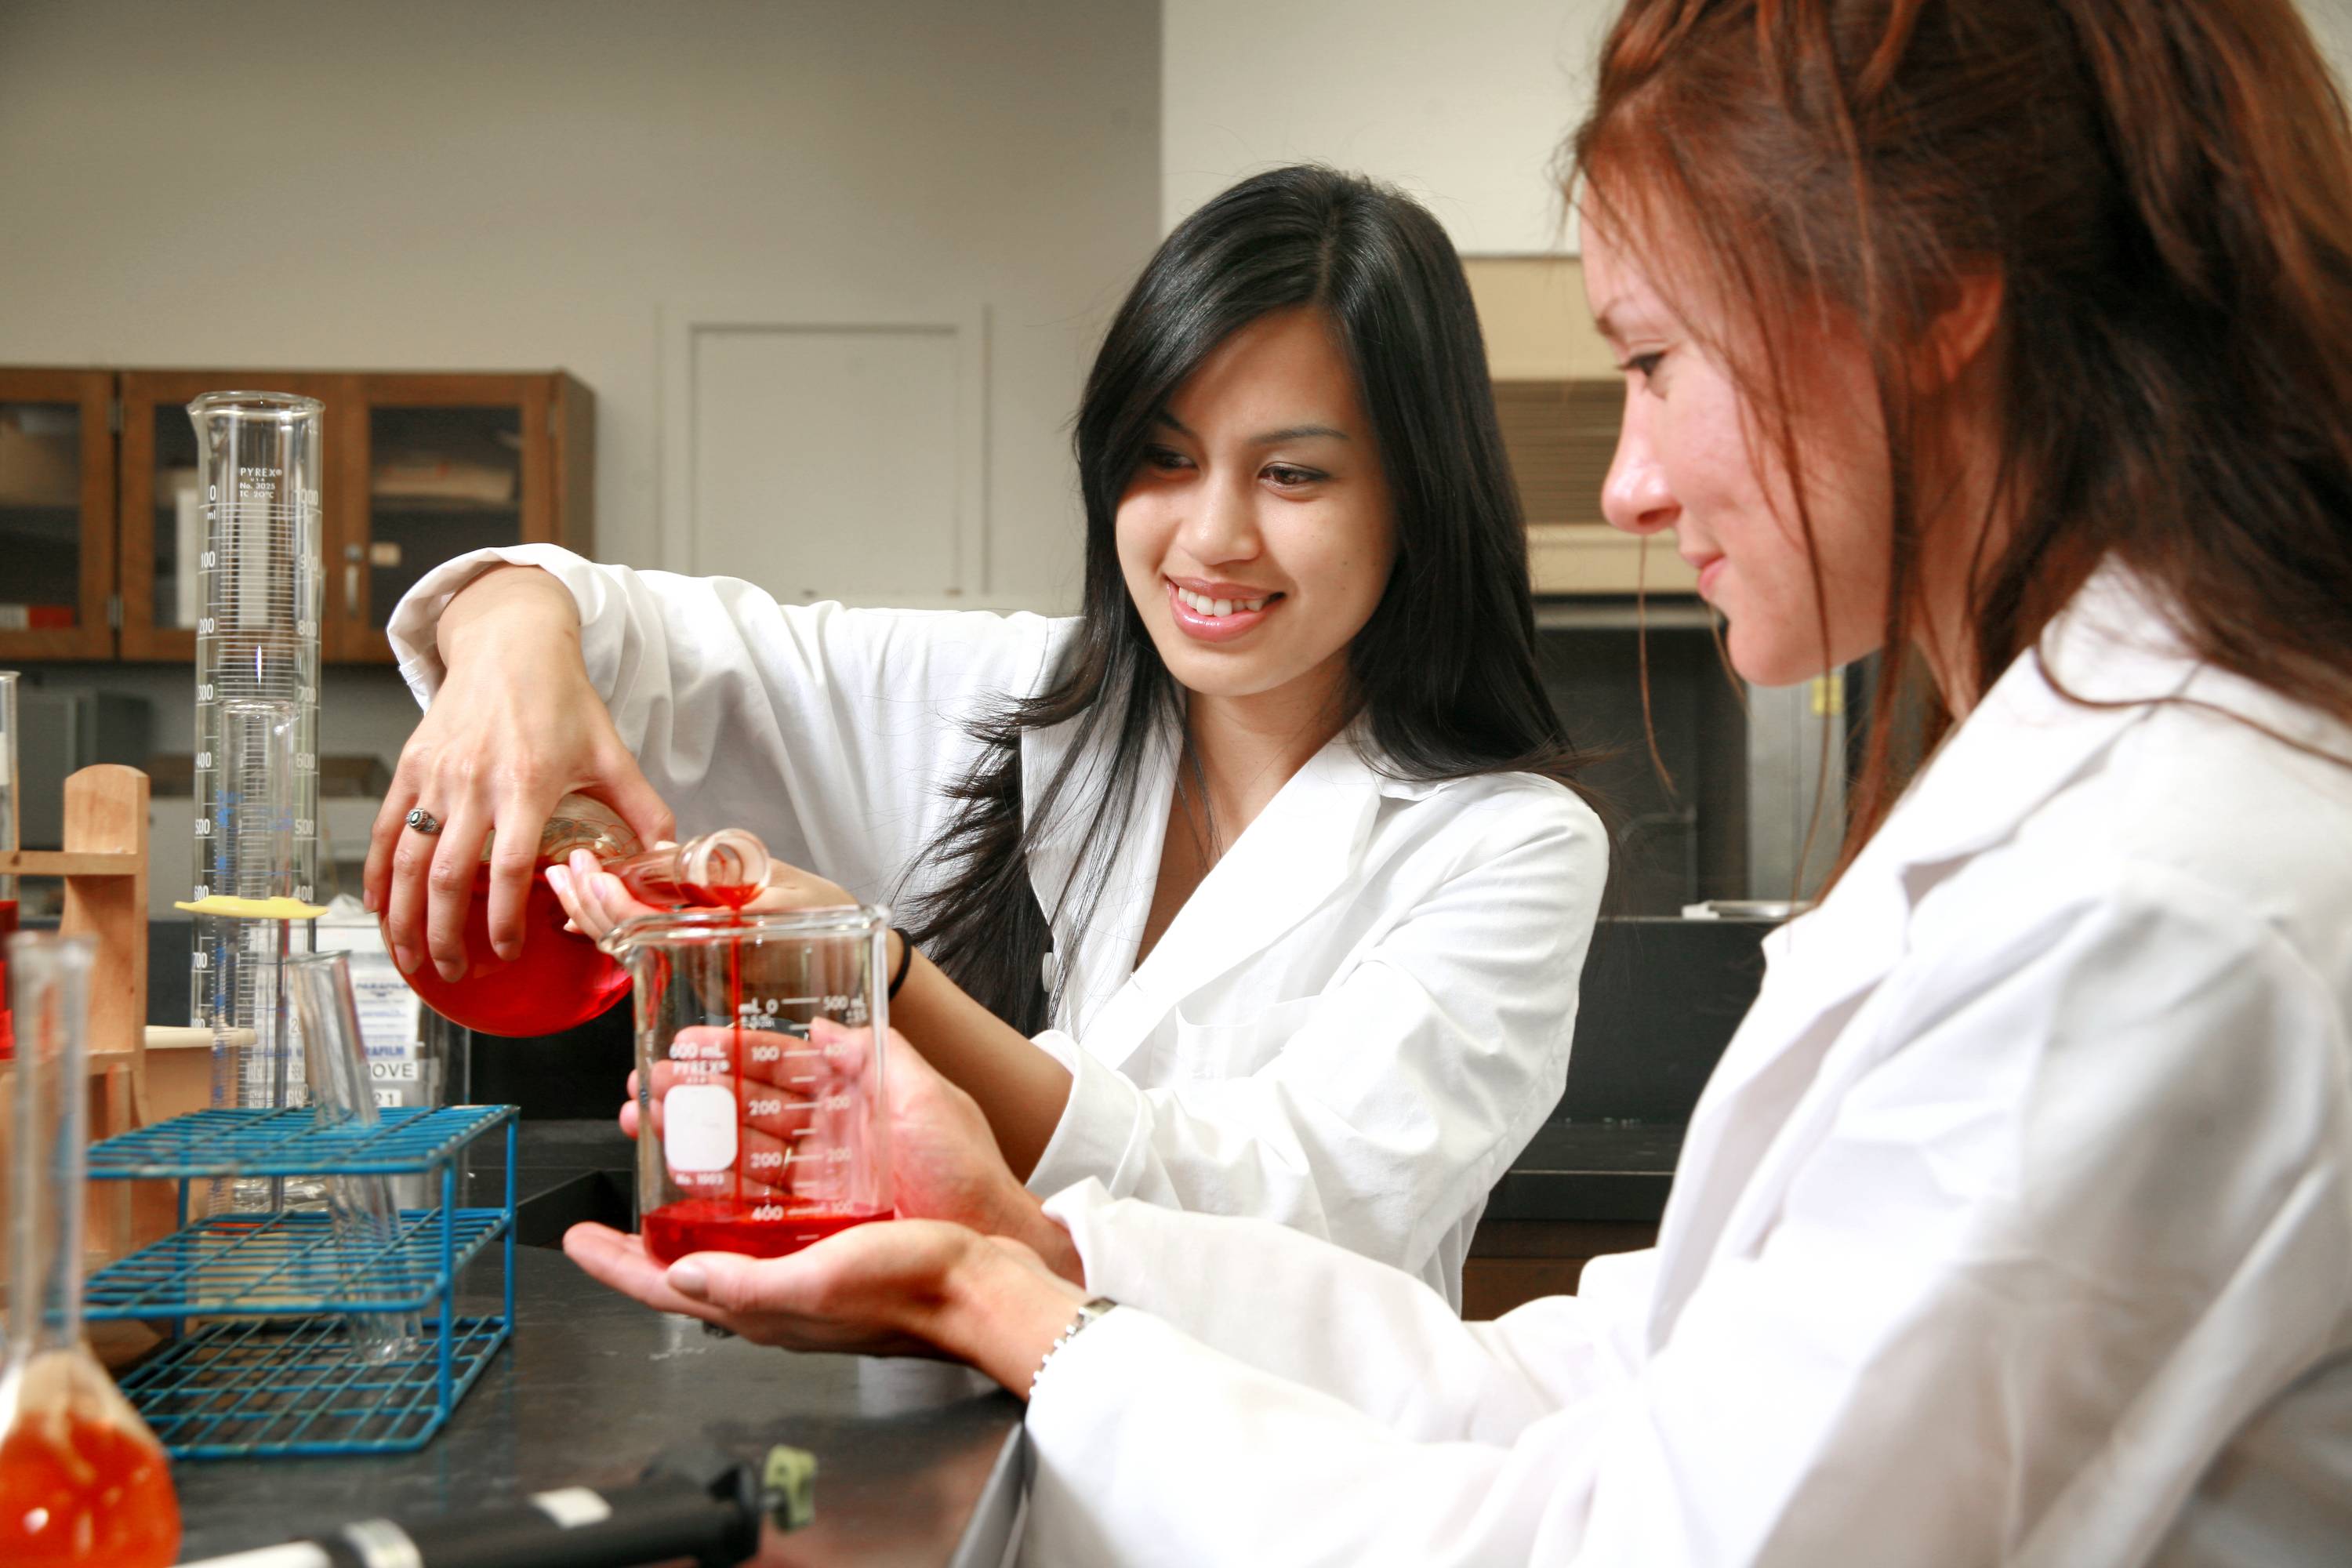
[1464,258,1699,594]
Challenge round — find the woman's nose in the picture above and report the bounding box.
[1178,471,1263,564]
[1601,416,1679,537]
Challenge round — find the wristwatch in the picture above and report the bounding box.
[1029,1296,1118,1397]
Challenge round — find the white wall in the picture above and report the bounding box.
[0,0,1161,610]
[1167,0,2352,255]
[2304,0,2352,80]
[1162,0,1617,252]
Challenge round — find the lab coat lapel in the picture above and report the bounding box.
[1139,732,1383,994]
[1074,729,1384,1071]
[1646,566,2199,1345]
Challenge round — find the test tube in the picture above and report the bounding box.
[288,952,420,1367]
[0,670,18,1062]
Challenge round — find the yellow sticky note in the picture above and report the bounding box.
[173,895,330,920]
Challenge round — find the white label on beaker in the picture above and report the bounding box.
[665,1083,739,1174]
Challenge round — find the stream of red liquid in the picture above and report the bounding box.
[0,896,17,1059]
[0,1412,182,1568]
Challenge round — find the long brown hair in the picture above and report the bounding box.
[1571,0,2352,871]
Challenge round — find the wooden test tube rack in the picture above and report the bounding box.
[1,763,167,1259]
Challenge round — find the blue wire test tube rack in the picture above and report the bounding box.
[83,1104,518,1459]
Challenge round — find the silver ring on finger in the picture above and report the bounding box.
[405,808,444,836]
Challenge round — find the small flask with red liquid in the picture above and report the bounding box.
[1,933,182,1568]
[602,905,895,1264]
[390,793,642,1037]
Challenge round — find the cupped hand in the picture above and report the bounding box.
[616,1022,1080,1280]
[562,1218,1087,1388]
[561,1216,978,1356]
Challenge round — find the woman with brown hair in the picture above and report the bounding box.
[568,2,2352,1560]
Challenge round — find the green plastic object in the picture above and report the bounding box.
[762,1444,818,1531]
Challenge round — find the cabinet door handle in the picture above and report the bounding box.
[343,543,363,619]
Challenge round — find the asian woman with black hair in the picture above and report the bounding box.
[368,165,1607,1308]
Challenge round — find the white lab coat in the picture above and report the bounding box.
[1020,564,2352,1567]
[388,545,1606,1305]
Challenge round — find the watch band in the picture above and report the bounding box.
[1029,1296,1117,1398]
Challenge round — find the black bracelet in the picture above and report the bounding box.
[887,928,915,999]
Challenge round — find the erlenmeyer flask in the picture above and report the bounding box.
[0,933,181,1566]
[388,792,642,1036]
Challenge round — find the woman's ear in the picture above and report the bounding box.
[1915,267,2005,392]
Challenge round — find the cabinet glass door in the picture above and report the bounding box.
[147,401,205,636]
[360,403,524,635]
[0,403,85,630]
[0,371,113,659]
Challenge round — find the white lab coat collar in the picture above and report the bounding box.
[1648,562,2203,1343]
[1020,682,1421,1059]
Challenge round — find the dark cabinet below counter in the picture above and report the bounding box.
[1465,915,1774,1316]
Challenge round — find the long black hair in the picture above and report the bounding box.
[905,165,1595,1035]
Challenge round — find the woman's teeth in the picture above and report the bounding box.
[1176,586,1269,618]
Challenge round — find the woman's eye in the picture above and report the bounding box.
[1618,350,1668,387]
[1145,446,1194,473]
[1264,464,1323,488]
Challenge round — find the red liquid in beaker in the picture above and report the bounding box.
[641,1197,891,1263]
[0,896,17,1059]
[393,861,631,1037]
[0,1411,182,1568]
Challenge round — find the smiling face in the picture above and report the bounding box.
[1116,307,1398,722]
[1584,211,1893,688]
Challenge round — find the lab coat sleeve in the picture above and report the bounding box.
[1024,786,1604,1284]
[1021,862,2352,1567]
[383,543,1063,899]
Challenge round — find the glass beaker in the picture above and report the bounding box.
[390,793,641,1037]
[604,906,894,1263]
[0,934,182,1567]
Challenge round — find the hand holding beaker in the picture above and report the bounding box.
[562,1212,1086,1372]
[618,1022,1079,1279]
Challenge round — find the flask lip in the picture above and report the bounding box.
[600,902,891,956]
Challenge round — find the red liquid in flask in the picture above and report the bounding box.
[394,860,632,1037]
[641,1197,891,1263]
[0,1412,182,1568]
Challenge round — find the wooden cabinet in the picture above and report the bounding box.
[4,368,591,666]
[0,368,117,661]
[329,373,593,664]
